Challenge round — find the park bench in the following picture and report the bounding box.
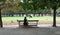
[17,20,39,27]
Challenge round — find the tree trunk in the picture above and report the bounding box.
[0,9,3,27]
[38,13,40,16]
[41,13,43,16]
[33,14,35,16]
[53,8,56,27]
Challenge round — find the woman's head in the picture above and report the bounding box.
[24,17,27,19]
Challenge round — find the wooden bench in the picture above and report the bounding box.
[17,20,39,27]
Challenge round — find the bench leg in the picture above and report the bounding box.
[36,22,38,27]
[18,22,20,28]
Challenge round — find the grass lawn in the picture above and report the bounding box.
[2,16,53,21]
[2,16,60,25]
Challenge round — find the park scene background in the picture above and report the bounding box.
[1,0,60,35]
[0,0,60,27]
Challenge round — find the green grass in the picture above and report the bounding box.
[2,16,53,21]
[2,16,60,24]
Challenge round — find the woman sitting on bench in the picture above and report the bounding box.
[23,17,28,26]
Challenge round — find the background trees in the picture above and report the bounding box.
[19,0,60,27]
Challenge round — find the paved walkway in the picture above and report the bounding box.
[0,26,60,35]
[0,24,59,35]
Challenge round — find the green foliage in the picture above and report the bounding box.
[2,0,60,14]
[0,0,6,2]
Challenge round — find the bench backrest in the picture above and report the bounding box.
[17,20,39,22]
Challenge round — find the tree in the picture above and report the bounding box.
[0,0,6,27]
[46,0,60,27]
[5,0,22,13]
[34,0,60,27]
[31,0,60,27]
